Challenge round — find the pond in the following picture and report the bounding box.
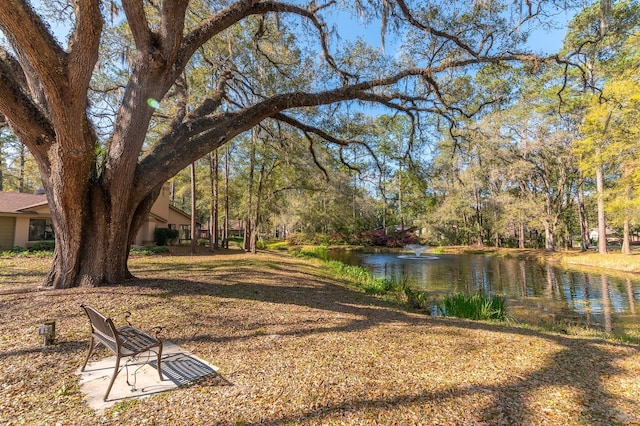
[327,249,640,336]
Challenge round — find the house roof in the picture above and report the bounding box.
[0,191,48,213]
[0,191,196,222]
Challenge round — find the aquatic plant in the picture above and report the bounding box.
[404,286,430,311]
[437,293,506,321]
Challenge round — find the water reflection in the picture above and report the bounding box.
[328,251,640,335]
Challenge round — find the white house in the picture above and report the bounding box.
[0,183,193,250]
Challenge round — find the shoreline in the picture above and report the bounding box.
[321,244,640,277]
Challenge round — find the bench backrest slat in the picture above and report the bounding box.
[81,305,119,352]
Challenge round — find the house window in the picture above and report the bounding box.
[180,224,190,241]
[29,219,54,241]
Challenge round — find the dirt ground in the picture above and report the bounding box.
[1,250,639,425]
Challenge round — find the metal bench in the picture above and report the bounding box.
[80,304,164,401]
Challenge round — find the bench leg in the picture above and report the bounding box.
[156,344,163,381]
[104,356,121,401]
[81,336,96,372]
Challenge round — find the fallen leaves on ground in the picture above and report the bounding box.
[1,249,639,425]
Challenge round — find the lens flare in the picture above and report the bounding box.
[147,98,161,109]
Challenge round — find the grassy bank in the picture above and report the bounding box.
[1,250,639,425]
[428,245,640,276]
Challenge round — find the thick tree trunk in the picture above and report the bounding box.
[43,183,157,288]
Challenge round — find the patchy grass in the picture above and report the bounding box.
[559,251,640,274]
[1,249,640,425]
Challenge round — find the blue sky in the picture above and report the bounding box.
[322,7,574,56]
[34,1,571,57]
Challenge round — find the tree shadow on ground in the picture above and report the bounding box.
[257,337,635,425]
[117,267,640,425]
[2,251,637,424]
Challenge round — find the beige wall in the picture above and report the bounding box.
[134,218,162,246]
[149,182,170,223]
[168,207,191,228]
[134,206,192,246]
[13,217,30,248]
[8,204,52,249]
[133,183,172,246]
[0,216,16,250]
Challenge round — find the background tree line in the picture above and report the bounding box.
[0,0,638,290]
[148,0,639,253]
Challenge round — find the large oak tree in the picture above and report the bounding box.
[0,0,559,288]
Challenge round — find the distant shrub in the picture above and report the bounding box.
[1,248,23,257]
[353,228,421,248]
[286,232,308,246]
[1,245,55,258]
[29,241,55,251]
[130,245,170,256]
[154,228,179,246]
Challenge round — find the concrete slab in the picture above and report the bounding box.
[77,341,219,412]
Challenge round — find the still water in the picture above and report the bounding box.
[328,250,640,336]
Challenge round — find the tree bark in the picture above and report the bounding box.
[493,208,500,247]
[544,192,556,251]
[544,221,555,251]
[209,151,219,251]
[596,162,608,254]
[578,181,589,251]
[190,162,197,255]
[43,183,157,288]
[244,130,257,252]
[519,220,526,249]
[249,164,266,254]
[224,146,230,249]
[474,188,483,247]
[18,143,25,192]
[622,216,631,255]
